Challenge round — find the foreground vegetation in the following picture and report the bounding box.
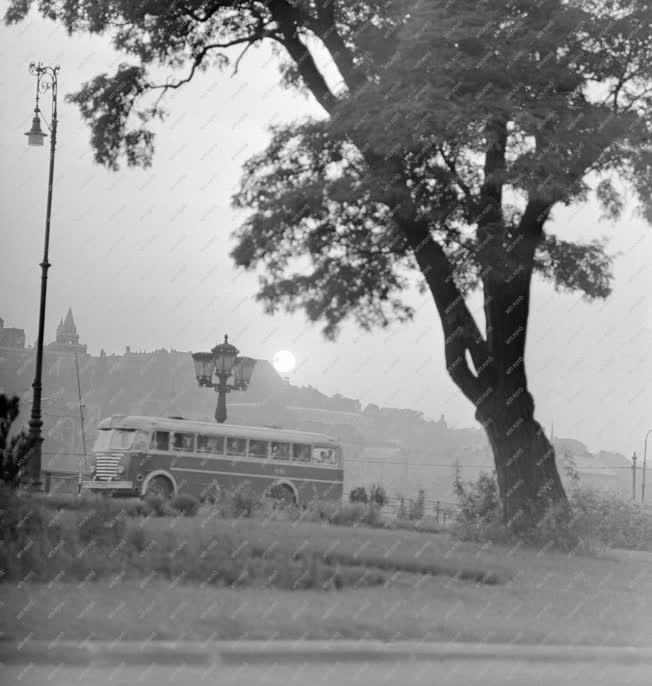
[0,487,504,591]
[3,480,652,645]
[453,469,652,553]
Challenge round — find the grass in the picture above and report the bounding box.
[1,490,498,592]
[4,488,652,645]
[3,543,652,645]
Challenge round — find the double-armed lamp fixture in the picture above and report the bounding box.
[192,335,256,423]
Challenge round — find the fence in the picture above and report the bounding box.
[42,470,83,495]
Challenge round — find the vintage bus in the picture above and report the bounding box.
[81,415,344,505]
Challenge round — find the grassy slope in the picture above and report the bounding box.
[2,517,652,645]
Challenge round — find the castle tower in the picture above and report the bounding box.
[47,308,88,354]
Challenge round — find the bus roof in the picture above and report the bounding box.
[97,415,340,445]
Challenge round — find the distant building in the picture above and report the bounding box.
[46,308,87,355]
[0,317,26,349]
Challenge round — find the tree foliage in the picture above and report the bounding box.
[0,395,34,487]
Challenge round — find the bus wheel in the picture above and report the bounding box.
[268,483,296,507]
[145,475,173,499]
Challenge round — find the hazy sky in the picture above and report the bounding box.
[1,12,651,457]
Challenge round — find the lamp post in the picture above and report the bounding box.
[632,452,638,501]
[643,430,652,503]
[191,335,256,423]
[24,62,60,491]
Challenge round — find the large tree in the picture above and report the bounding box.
[8,1,650,529]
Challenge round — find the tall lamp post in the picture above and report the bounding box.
[24,62,60,491]
[643,429,652,503]
[192,335,256,423]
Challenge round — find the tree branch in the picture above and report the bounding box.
[269,0,338,114]
[146,34,268,105]
[402,219,491,404]
[310,2,367,92]
[439,145,473,201]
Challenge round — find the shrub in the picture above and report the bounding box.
[0,395,36,487]
[369,484,388,507]
[171,493,200,517]
[227,487,260,519]
[408,489,426,520]
[349,487,368,504]
[454,468,501,525]
[76,497,127,546]
[328,503,382,528]
[451,467,652,553]
[143,494,173,517]
[568,487,652,551]
[396,496,408,520]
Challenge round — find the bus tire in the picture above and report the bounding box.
[144,475,174,499]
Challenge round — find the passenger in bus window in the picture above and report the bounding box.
[227,437,246,456]
[271,442,290,460]
[173,433,194,452]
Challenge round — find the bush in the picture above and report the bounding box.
[452,470,521,544]
[451,468,652,553]
[143,494,173,517]
[408,489,426,521]
[0,395,36,487]
[301,500,382,528]
[369,484,388,507]
[328,503,382,528]
[568,487,652,551]
[171,493,200,517]
[226,487,260,519]
[349,487,368,504]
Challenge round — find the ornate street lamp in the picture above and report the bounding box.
[24,62,60,491]
[642,429,652,503]
[191,336,256,423]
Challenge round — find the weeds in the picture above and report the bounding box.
[0,487,388,590]
[452,470,652,552]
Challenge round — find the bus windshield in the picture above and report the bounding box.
[93,428,138,451]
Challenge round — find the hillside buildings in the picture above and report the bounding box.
[0,317,25,349]
[0,310,633,502]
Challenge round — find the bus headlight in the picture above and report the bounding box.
[116,455,130,477]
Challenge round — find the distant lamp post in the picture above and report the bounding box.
[191,336,256,423]
[632,452,638,501]
[643,430,652,503]
[25,62,60,491]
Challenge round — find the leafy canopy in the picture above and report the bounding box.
[7,0,651,338]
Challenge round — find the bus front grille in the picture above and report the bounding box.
[95,455,120,481]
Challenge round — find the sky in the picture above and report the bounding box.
[1,10,651,458]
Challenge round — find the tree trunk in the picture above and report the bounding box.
[476,389,566,528]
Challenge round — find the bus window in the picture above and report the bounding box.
[94,428,137,451]
[197,435,224,455]
[133,430,150,451]
[226,437,246,457]
[292,444,312,463]
[248,440,268,459]
[312,447,336,465]
[271,442,291,460]
[151,431,169,451]
[173,433,195,452]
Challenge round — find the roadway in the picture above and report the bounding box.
[4,659,652,685]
